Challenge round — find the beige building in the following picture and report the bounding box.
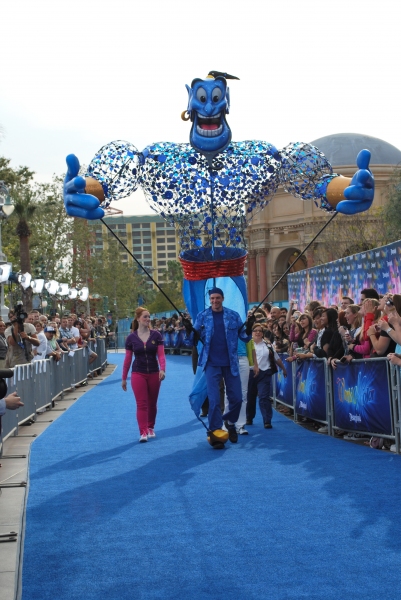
[89,214,180,288]
[246,133,401,303]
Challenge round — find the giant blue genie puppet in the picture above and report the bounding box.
[64,71,374,439]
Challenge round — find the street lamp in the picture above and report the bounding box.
[77,286,89,302]
[56,283,70,296]
[44,280,59,295]
[18,272,32,289]
[31,279,45,294]
[0,182,14,320]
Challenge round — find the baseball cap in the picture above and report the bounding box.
[44,326,56,333]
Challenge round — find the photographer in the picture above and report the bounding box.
[5,306,40,367]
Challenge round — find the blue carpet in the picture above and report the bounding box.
[22,355,401,600]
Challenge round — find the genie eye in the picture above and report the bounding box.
[196,87,207,103]
[212,87,222,103]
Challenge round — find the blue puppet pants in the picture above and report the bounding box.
[204,364,243,431]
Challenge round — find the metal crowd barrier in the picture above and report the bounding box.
[272,355,401,453]
[0,339,108,456]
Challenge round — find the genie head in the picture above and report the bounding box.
[185,72,238,165]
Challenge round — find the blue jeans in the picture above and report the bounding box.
[205,364,243,431]
[254,369,273,425]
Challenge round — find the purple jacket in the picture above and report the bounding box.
[122,330,165,377]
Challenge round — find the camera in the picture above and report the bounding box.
[12,302,28,328]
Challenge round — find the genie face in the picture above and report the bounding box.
[186,76,232,162]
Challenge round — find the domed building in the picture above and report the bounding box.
[246,133,401,303]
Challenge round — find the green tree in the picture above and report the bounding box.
[308,207,389,267]
[90,239,155,319]
[11,185,39,311]
[1,174,76,311]
[24,177,73,282]
[148,260,184,314]
[0,157,34,189]
[382,167,401,242]
[0,157,35,310]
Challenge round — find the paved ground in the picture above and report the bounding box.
[0,361,116,600]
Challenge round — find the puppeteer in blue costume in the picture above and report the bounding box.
[63,70,375,447]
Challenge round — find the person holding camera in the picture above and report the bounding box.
[5,309,40,367]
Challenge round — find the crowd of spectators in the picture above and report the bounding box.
[250,289,399,365]
[249,289,401,450]
[1,309,110,370]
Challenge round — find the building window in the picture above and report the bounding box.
[167,253,176,258]
[167,245,176,250]
[157,253,166,258]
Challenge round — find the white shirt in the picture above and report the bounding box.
[253,340,279,371]
[69,326,80,350]
[33,332,47,360]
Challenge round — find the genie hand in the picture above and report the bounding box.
[336,149,374,215]
[64,155,105,220]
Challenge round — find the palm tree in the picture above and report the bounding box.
[12,186,38,312]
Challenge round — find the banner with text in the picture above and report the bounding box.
[332,359,392,435]
[274,353,294,407]
[295,359,327,422]
[288,239,401,311]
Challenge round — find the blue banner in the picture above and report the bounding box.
[332,360,392,435]
[288,239,401,310]
[274,353,293,407]
[295,359,326,421]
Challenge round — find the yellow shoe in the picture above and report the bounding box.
[207,428,229,449]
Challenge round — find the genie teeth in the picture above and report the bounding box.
[196,125,223,137]
[197,112,221,120]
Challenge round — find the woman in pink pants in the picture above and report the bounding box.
[122,307,166,443]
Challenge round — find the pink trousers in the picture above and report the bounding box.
[131,371,161,435]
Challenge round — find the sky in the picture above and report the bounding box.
[1,0,400,215]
